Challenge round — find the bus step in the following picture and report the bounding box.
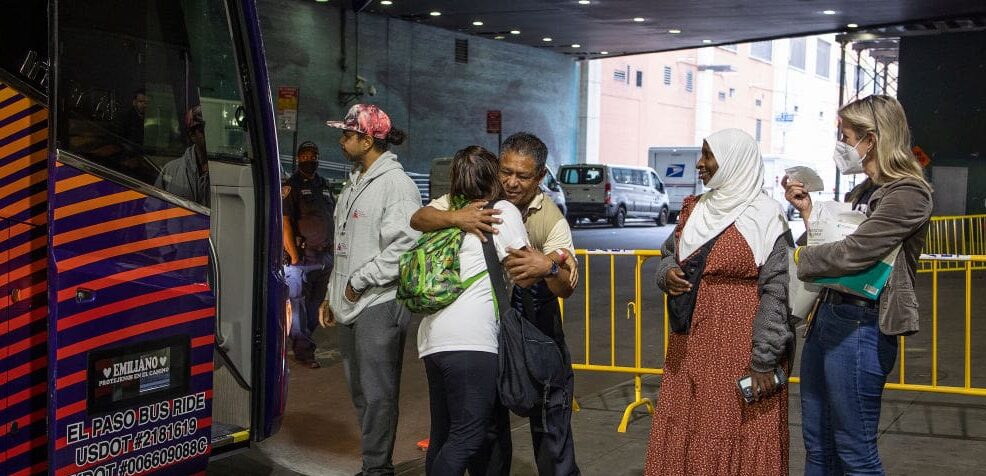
[211,422,249,455]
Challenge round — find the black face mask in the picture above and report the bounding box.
[298,161,318,175]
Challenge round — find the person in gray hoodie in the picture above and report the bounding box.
[320,104,421,475]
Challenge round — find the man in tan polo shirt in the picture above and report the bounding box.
[411,132,581,475]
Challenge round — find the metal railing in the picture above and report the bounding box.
[564,250,986,432]
[920,214,986,272]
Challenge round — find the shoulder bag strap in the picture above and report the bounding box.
[480,231,535,320]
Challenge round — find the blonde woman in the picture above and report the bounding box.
[786,95,933,475]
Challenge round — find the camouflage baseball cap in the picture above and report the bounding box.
[325,104,392,140]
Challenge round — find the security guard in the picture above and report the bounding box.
[283,141,335,368]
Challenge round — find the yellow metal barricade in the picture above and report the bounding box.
[920,214,986,272]
[564,250,986,433]
[566,249,665,433]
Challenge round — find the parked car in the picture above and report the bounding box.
[557,164,670,228]
[541,168,566,217]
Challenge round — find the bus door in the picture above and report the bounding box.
[46,0,285,474]
[0,15,53,470]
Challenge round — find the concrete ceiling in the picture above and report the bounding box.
[356,0,986,57]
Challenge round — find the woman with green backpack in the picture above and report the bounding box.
[407,145,530,475]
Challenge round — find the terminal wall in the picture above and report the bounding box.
[898,30,986,214]
[258,0,579,175]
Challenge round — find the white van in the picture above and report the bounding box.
[557,164,671,227]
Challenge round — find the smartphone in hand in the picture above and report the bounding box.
[736,367,787,404]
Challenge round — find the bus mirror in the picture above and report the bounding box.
[235,105,247,129]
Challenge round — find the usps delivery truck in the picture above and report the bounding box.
[648,147,702,223]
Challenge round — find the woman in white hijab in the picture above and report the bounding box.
[643,129,794,476]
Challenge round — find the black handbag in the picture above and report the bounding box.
[666,231,723,334]
[481,234,567,417]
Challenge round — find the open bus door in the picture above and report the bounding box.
[0,0,287,474]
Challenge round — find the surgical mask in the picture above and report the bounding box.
[832,138,868,175]
[298,161,318,175]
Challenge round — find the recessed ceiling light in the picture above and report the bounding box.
[600,51,609,55]
[472,21,484,26]
[510,30,521,35]
[822,10,837,15]
[542,37,553,42]
[571,44,581,48]
[847,23,859,28]
[579,0,591,4]
[702,39,713,44]
[494,35,505,40]
[668,29,682,34]
[380,0,393,5]
[633,17,645,22]
[429,11,441,16]
[315,0,329,3]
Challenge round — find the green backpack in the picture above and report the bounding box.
[398,196,488,314]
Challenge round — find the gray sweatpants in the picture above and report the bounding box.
[338,299,410,475]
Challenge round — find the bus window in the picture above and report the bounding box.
[55,0,251,208]
[0,0,47,93]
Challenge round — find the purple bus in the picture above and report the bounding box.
[0,1,288,474]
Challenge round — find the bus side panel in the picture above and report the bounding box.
[0,82,49,476]
[48,164,215,475]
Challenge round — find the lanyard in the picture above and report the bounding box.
[340,168,396,232]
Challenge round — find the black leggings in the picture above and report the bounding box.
[424,351,498,476]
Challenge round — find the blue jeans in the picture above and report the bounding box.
[801,302,899,475]
[285,253,332,360]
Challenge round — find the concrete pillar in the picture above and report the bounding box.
[693,47,714,144]
[577,59,601,164]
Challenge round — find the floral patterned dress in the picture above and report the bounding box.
[644,196,789,476]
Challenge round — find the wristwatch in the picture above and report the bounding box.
[549,261,560,277]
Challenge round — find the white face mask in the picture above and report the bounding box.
[832,137,868,175]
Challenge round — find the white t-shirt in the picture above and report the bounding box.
[417,200,530,358]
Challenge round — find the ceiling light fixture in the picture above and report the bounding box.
[633,17,645,22]
[429,11,441,16]
[600,51,609,55]
[543,37,553,42]
[822,10,836,15]
[510,30,521,35]
[702,39,713,44]
[847,23,859,28]
[380,0,393,5]
[494,35,505,40]
[571,44,581,48]
[472,21,484,26]
[668,29,682,34]
[579,0,591,4]
[315,0,329,3]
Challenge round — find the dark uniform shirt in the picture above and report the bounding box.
[283,172,335,255]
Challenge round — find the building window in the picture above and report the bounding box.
[636,70,643,87]
[789,37,806,70]
[755,98,763,107]
[613,69,627,82]
[755,119,763,142]
[718,91,726,101]
[750,41,772,62]
[816,39,832,78]
[719,44,738,52]
[455,38,469,64]
[663,66,672,85]
[685,71,694,92]
[729,88,736,97]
